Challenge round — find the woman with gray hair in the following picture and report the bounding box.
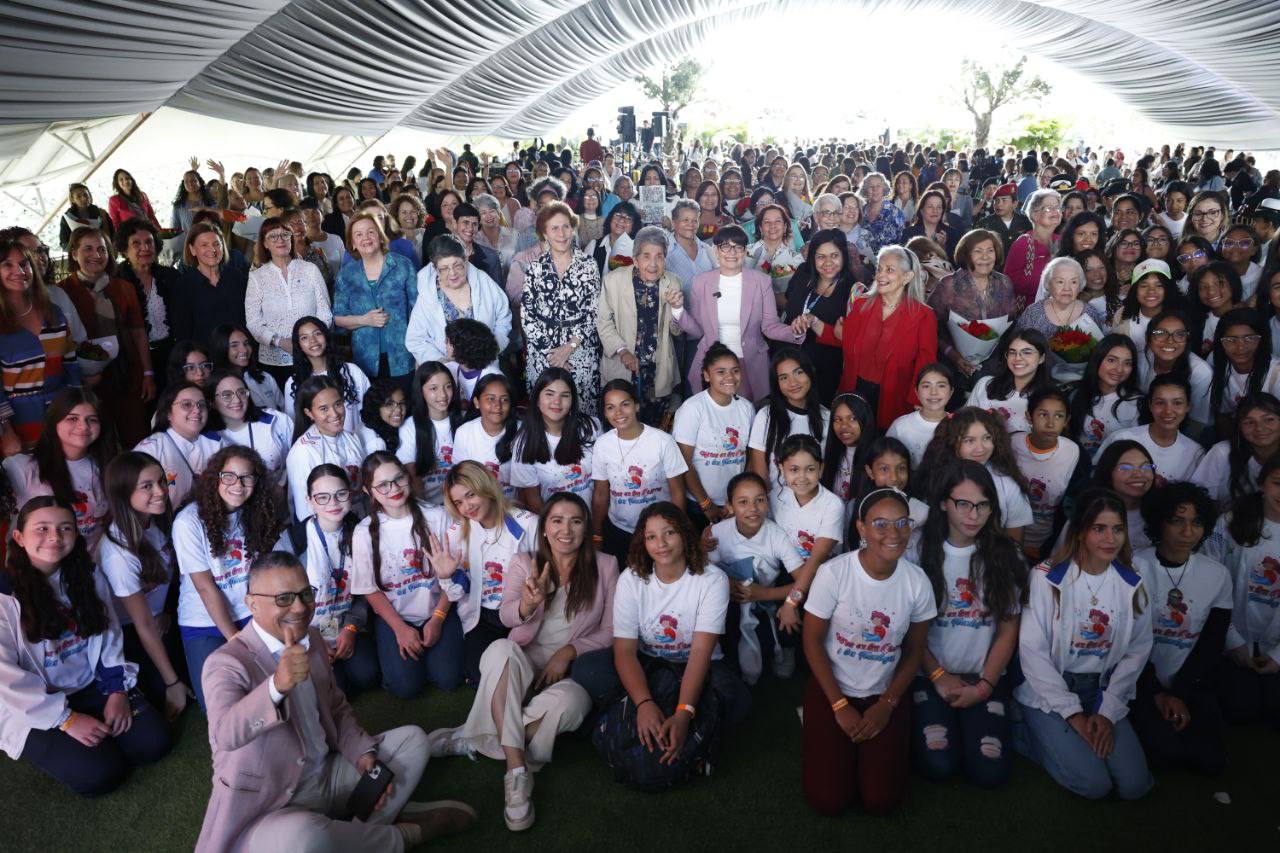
[1015,255,1107,382]
[595,225,683,423]
[800,193,843,243]
[800,244,936,428]
[859,172,905,256]
[473,192,518,278]
[1003,188,1063,311]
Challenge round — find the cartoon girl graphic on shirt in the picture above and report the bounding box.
[220,539,245,584]
[1157,587,1188,629]
[1249,556,1280,589]
[861,611,890,643]
[1084,417,1106,450]
[795,530,815,560]
[653,614,679,645]
[401,547,427,579]
[627,465,644,488]
[481,560,504,602]
[1079,608,1110,641]
[563,463,588,492]
[950,576,978,610]
[722,427,740,453]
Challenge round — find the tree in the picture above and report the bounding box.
[634,59,704,125]
[1008,117,1067,153]
[960,55,1052,149]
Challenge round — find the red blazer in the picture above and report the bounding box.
[817,295,937,429]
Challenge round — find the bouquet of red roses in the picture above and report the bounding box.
[607,255,634,271]
[1049,327,1098,363]
[959,319,999,341]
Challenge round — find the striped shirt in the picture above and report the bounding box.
[0,307,81,445]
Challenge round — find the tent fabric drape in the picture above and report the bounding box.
[1,0,1279,161]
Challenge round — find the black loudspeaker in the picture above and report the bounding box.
[651,112,668,139]
[617,107,636,144]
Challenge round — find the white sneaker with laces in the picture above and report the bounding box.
[503,767,535,831]
[425,726,476,760]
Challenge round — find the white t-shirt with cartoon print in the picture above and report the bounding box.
[173,504,255,629]
[591,425,689,533]
[886,410,942,468]
[1012,433,1081,551]
[453,418,516,500]
[510,425,598,502]
[747,405,830,494]
[1098,425,1204,486]
[805,550,936,697]
[613,565,730,662]
[968,376,1029,433]
[672,391,754,505]
[349,502,451,625]
[771,485,845,564]
[1130,548,1233,687]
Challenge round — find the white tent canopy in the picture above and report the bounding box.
[2,0,1279,180]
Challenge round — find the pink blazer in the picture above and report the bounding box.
[500,552,619,655]
[676,268,801,402]
[195,625,378,853]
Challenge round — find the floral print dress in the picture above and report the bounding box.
[521,249,602,411]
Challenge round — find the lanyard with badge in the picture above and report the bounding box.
[312,517,348,599]
[163,431,196,485]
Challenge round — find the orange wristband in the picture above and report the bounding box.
[433,609,448,621]
[676,703,696,718]
[60,712,77,732]
[928,666,946,682]
[831,697,849,712]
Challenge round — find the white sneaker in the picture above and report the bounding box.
[426,726,476,760]
[773,647,797,679]
[503,767,535,831]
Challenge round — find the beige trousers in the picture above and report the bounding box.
[458,638,591,770]
[240,725,429,853]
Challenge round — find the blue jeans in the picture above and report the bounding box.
[373,610,464,699]
[182,621,248,713]
[572,647,622,708]
[910,675,1012,787]
[1015,671,1153,800]
[332,630,381,698]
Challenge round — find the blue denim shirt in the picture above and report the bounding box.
[334,251,418,377]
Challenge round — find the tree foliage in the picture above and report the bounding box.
[1008,117,1067,152]
[634,59,704,123]
[960,56,1052,148]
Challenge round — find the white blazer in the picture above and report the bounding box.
[406,264,512,365]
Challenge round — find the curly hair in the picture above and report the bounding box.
[445,318,499,371]
[4,496,106,642]
[1139,481,1216,550]
[193,446,280,560]
[625,501,707,579]
[915,406,1029,499]
[359,379,407,455]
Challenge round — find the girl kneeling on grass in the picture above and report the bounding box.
[704,471,804,685]
[1014,488,1154,800]
[909,461,1025,787]
[350,452,455,699]
[596,502,750,789]
[802,488,934,816]
[0,497,170,796]
[427,492,619,832]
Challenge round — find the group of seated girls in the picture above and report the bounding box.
[0,325,1275,831]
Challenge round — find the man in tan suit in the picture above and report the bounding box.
[196,552,475,852]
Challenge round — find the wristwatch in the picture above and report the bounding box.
[784,588,806,607]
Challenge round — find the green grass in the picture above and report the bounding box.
[2,674,1275,851]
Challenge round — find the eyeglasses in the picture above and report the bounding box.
[371,472,410,495]
[218,471,258,487]
[1175,251,1207,263]
[310,489,352,506]
[175,399,209,412]
[1149,328,1189,341]
[380,400,407,411]
[1222,334,1262,346]
[1117,240,1142,250]
[264,231,292,243]
[1191,210,1222,220]
[948,497,993,516]
[183,361,215,373]
[246,586,317,608]
[867,517,915,531]
[1116,463,1156,473]
[717,244,746,255]
[215,388,251,403]
[1145,236,1170,246]
[1221,239,1255,249]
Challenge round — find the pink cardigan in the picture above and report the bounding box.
[676,267,802,402]
[500,552,619,655]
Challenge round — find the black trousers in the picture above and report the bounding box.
[19,687,170,797]
[1132,686,1227,775]
[463,606,511,685]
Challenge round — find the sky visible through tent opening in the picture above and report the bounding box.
[4,8,1273,245]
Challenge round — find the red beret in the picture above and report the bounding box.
[993,182,1017,199]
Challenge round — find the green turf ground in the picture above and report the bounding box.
[1,673,1274,851]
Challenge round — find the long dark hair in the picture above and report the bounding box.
[1228,452,1280,546]
[469,373,518,464]
[986,328,1052,401]
[822,392,877,493]
[1090,439,1155,491]
[764,347,825,464]
[1068,334,1143,442]
[360,451,432,591]
[1227,393,1280,505]
[290,315,358,405]
[791,228,859,297]
[193,446,280,558]
[4,496,107,642]
[918,460,1027,618]
[853,435,914,505]
[624,501,706,579]
[360,379,406,454]
[210,323,268,384]
[1119,270,1184,322]
[1055,211,1107,258]
[412,361,464,476]
[518,367,594,466]
[917,406,1029,496]
[306,464,358,559]
[103,451,174,588]
[1208,307,1271,416]
[205,367,263,430]
[293,374,345,444]
[534,492,599,618]
[1186,261,1242,344]
[31,389,115,506]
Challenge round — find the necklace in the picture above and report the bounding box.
[1080,566,1106,605]
[1161,557,1189,596]
[15,296,33,318]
